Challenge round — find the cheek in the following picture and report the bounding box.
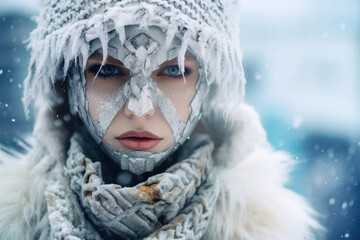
[169,87,196,122]
[158,77,198,122]
[85,74,103,120]
[86,85,112,121]
[86,89,99,120]
[85,79,122,121]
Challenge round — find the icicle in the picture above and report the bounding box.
[62,53,71,81]
[114,21,126,46]
[71,26,84,67]
[177,29,190,83]
[21,1,247,126]
[165,27,176,49]
[80,37,90,72]
[99,21,109,68]
[215,41,222,86]
[56,29,70,64]
[49,36,58,82]
[23,61,36,119]
[198,32,210,85]
[36,39,50,84]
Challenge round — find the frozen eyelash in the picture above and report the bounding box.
[159,65,192,78]
[87,64,125,78]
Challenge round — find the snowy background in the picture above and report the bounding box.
[239,1,360,239]
[0,0,359,239]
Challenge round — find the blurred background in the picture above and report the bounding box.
[0,0,359,239]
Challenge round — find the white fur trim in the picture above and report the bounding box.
[206,149,321,239]
[0,147,52,240]
[206,103,322,239]
[0,104,322,239]
[0,106,69,240]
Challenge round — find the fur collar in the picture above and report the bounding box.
[0,103,321,239]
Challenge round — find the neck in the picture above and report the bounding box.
[73,125,211,187]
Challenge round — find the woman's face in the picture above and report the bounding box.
[84,51,199,152]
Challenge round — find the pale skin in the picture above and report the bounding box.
[85,51,199,152]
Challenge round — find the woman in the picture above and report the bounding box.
[0,0,320,239]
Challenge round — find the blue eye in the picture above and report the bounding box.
[87,64,124,78]
[163,65,181,77]
[100,65,122,76]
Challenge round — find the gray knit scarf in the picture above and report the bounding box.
[45,133,218,239]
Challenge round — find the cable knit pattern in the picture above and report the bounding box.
[0,104,321,240]
[23,0,245,125]
[38,0,227,36]
[44,133,218,239]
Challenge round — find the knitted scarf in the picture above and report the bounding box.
[45,133,218,239]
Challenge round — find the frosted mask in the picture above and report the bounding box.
[68,26,208,175]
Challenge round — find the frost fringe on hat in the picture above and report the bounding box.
[23,0,246,122]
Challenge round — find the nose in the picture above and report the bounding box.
[124,73,155,119]
[125,100,155,119]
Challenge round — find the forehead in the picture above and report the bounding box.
[88,25,198,67]
[86,50,197,66]
[89,25,180,64]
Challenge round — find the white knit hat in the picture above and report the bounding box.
[23,0,245,121]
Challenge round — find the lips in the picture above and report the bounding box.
[116,131,162,151]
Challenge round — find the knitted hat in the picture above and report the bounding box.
[23,0,245,121]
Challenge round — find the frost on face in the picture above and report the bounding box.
[87,87,127,137]
[69,25,208,175]
[89,29,187,140]
[126,79,154,118]
[123,33,158,118]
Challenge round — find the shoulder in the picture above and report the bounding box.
[207,104,321,239]
[0,107,71,240]
[0,146,52,240]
